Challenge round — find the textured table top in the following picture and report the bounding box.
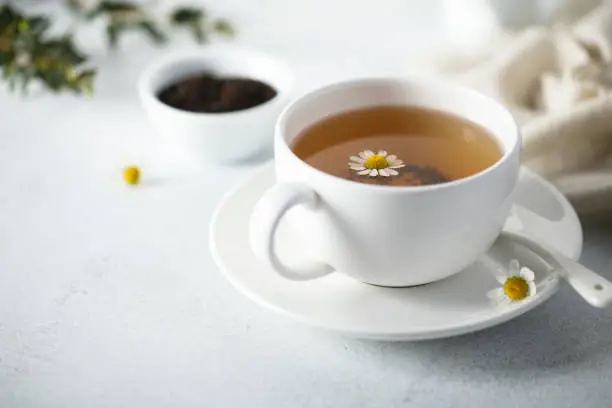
[1,1,611,407]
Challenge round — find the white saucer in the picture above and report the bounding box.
[210,162,583,341]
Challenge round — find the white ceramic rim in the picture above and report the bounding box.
[275,77,522,194]
[137,45,294,119]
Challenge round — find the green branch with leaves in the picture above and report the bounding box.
[0,1,235,95]
[0,5,94,94]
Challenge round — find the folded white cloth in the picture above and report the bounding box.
[450,5,612,215]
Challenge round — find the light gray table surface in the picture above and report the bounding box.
[1,1,611,407]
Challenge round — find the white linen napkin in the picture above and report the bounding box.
[449,4,612,215]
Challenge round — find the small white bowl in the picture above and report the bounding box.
[138,45,293,163]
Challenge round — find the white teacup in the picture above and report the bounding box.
[250,78,521,287]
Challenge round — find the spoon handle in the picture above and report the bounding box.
[559,258,612,308]
[502,231,612,308]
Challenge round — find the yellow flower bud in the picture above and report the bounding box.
[123,166,140,185]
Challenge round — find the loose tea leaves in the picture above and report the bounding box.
[347,165,449,186]
[157,73,277,113]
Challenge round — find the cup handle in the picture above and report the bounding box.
[249,182,335,280]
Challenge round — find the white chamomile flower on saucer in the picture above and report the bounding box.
[348,150,405,177]
[487,259,537,306]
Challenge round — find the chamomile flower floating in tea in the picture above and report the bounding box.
[487,259,537,306]
[348,150,405,177]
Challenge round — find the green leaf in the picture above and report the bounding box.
[190,22,206,43]
[98,1,139,13]
[212,19,235,37]
[0,35,14,59]
[139,21,167,44]
[45,68,67,92]
[88,1,140,20]
[28,17,51,36]
[106,23,121,48]
[170,7,205,24]
[17,19,29,33]
[75,69,96,96]
[170,7,207,43]
[0,6,18,33]
[37,35,87,65]
[0,51,12,66]
[2,63,13,79]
